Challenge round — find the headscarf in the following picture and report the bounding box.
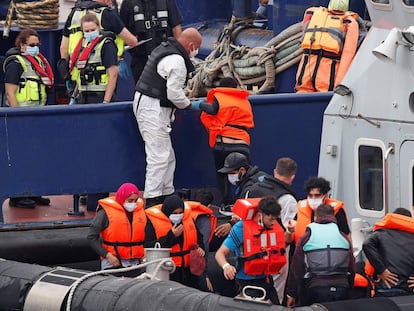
[115,183,139,205]
[162,195,184,217]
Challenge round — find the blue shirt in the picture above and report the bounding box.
[223,220,265,280]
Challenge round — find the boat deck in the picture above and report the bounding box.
[2,195,96,224]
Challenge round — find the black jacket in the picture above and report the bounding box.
[362,228,414,291]
[236,165,269,199]
[247,175,298,201]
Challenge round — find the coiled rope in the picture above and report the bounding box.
[186,15,304,97]
[13,0,59,29]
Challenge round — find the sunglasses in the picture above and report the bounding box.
[27,43,41,47]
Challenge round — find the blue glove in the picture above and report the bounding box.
[191,99,206,110]
[69,98,77,105]
[118,58,131,80]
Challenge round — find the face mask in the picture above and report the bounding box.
[228,173,239,186]
[189,47,199,58]
[169,213,183,225]
[308,198,323,210]
[84,30,100,42]
[124,202,137,212]
[26,46,39,57]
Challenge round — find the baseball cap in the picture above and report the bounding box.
[218,152,249,173]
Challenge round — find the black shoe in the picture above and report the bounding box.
[29,196,51,205]
[9,197,36,208]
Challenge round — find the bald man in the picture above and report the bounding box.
[133,28,202,208]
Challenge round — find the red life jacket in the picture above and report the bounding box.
[24,53,54,88]
[187,201,217,243]
[242,219,287,276]
[145,203,198,267]
[99,197,146,260]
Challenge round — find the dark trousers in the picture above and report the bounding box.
[306,286,349,305]
[213,142,250,205]
[237,277,280,305]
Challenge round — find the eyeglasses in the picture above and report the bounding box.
[27,43,40,47]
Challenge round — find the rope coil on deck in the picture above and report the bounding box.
[186,15,304,97]
[14,0,59,29]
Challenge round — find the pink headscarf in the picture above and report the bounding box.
[115,183,139,205]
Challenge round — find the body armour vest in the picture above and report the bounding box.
[129,0,169,54]
[135,38,194,107]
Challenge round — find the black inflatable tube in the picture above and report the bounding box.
[0,259,412,311]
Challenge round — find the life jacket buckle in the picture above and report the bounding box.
[77,60,87,69]
[145,20,151,29]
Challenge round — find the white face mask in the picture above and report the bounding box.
[258,214,264,227]
[227,173,239,186]
[308,198,323,210]
[169,213,183,225]
[189,47,199,58]
[124,202,137,212]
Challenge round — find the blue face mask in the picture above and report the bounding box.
[84,30,100,42]
[26,46,39,57]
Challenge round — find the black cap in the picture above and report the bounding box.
[218,152,248,173]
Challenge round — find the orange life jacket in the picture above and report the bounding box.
[99,197,146,260]
[200,87,254,148]
[145,203,197,267]
[296,7,359,92]
[373,213,414,233]
[187,201,217,243]
[364,213,414,282]
[295,198,347,245]
[241,219,287,276]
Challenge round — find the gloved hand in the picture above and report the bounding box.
[118,58,131,80]
[69,98,77,105]
[191,99,206,110]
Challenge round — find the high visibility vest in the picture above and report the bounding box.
[4,54,49,106]
[145,203,197,267]
[70,37,111,93]
[295,198,347,245]
[99,197,146,259]
[67,5,124,58]
[241,219,287,276]
[200,87,254,148]
[187,201,217,243]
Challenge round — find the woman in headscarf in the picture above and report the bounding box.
[144,195,205,288]
[87,183,147,272]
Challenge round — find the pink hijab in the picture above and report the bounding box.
[115,183,139,205]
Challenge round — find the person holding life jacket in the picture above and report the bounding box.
[215,197,289,305]
[362,208,414,297]
[191,77,254,206]
[295,0,359,93]
[87,183,146,274]
[119,0,183,83]
[144,195,205,289]
[60,0,137,61]
[295,176,351,243]
[68,13,118,104]
[286,204,355,307]
[3,28,53,209]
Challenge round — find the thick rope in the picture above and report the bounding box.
[14,0,59,30]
